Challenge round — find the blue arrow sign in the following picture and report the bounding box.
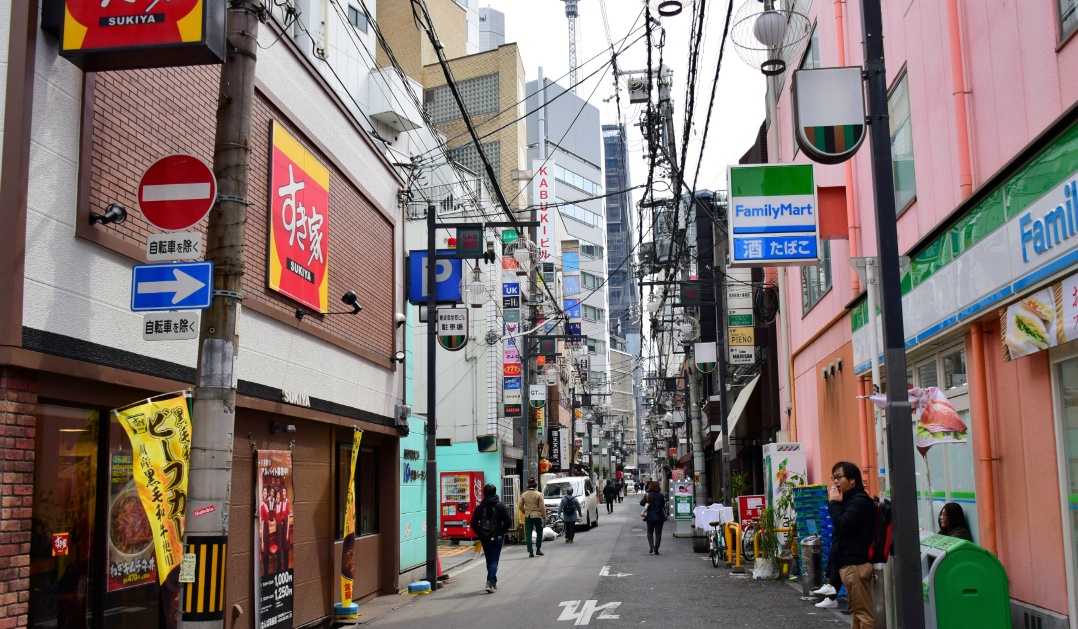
[131,261,214,312]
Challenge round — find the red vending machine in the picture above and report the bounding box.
[439,471,485,540]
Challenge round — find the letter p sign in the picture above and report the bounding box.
[409,251,463,304]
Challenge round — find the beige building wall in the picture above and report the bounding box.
[423,44,528,212]
[375,0,467,78]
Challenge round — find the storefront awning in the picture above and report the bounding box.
[713,374,760,451]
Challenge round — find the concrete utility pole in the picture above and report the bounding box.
[181,3,262,628]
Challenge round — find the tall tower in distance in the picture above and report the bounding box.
[562,0,579,92]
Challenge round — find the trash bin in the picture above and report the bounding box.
[800,536,822,596]
[920,534,1011,629]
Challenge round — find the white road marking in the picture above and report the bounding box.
[599,566,633,577]
[558,600,622,625]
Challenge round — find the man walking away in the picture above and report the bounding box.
[603,480,617,514]
[471,483,513,593]
[518,477,546,557]
[558,486,582,543]
[828,461,876,628]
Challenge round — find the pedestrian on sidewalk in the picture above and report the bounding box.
[518,477,546,557]
[558,486,582,543]
[640,481,667,555]
[827,461,876,628]
[470,483,512,593]
[603,480,617,514]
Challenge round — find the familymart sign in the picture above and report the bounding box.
[727,164,819,267]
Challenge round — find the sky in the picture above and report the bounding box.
[481,0,767,194]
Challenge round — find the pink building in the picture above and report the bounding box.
[765,1,1078,625]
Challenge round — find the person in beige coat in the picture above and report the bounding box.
[517,478,547,557]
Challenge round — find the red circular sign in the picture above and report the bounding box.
[137,155,217,231]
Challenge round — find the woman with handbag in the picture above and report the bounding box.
[639,481,667,555]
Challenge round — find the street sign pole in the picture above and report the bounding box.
[860,1,925,627]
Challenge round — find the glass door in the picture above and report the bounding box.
[1055,358,1078,624]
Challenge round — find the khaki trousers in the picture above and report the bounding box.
[840,563,875,629]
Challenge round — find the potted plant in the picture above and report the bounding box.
[753,505,780,578]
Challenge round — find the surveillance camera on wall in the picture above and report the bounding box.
[395,312,407,327]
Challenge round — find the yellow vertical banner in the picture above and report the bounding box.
[111,391,192,585]
[340,429,363,607]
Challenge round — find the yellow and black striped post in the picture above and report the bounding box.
[182,536,228,621]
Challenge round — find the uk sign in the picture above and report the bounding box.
[131,261,213,312]
[137,155,217,231]
[728,164,819,267]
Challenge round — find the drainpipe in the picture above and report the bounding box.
[968,323,998,555]
[947,0,974,197]
[834,0,862,297]
[857,376,872,495]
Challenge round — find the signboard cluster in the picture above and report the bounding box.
[726,270,756,365]
[503,230,523,418]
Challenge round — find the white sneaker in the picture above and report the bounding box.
[485,582,494,593]
[811,584,837,597]
[815,597,838,609]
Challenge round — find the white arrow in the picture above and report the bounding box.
[138,269,206,304]
[598,566,633,578]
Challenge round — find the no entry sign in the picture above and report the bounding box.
[137,155,217,231]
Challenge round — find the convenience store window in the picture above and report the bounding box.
[909,346,975,538]
[1053,356,1078,616]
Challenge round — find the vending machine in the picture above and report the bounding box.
[439,471,485,540]
[762,442,807,509]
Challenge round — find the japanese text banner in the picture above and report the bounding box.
[112,392,192,585]
[340,430,363,606]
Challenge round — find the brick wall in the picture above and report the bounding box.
[85,65,395,360]
[376,0,467,78]
[0,366,36,629]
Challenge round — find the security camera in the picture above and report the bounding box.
[89,203,127,226]
[395,312,407,327]
[270,421,297,434]
[486,236,496,255]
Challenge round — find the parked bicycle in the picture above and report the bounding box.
[545,510,565,538]
[706,518,727,568]
[741,522,757,562]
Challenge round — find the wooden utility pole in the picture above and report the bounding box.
[180,2,262,627]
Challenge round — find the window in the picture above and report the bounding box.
[889,72,917,212]
[555,165,603,196]
[347,5,368,33]
[582,304,605,321]
[557,198,604,227]
[1055,357,1078,602]
[425,74,500,124]
[800,25,820,70]
[587,338,606,354]
[942,348,967,390]
[1061,0,1078,41]
[579,240,605,259]
[582,272,603,290]
[337,443,380,537]
[800,240,831,313]
[589,370,606,384]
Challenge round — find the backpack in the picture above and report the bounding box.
[563,496,578,517]
[477,504,498,540]
[867,497,893,563]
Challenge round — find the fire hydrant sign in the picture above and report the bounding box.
[268,121,331,313]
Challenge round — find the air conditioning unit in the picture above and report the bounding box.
[394,404,412,436]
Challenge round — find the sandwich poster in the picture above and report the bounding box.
[1001,273,1078,361]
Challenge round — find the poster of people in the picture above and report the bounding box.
[107,453,157,591]
[256,450,295,629]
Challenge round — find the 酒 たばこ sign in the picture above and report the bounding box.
[42,0,226,72]
[268,121,331,313]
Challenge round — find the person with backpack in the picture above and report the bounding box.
[603,480,617,514]
[827,461,876,628]
[558,486,582,543]
[639,481,667,554]
[470,483,513,593]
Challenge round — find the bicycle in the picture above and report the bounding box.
[545,510,565,538]
[741,522,757,563]
[706,519,727,568]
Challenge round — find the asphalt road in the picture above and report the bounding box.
[367,495,851,628]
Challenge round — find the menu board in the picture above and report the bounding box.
[107,453,157,591]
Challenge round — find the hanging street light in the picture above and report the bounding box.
[467,266,486,308]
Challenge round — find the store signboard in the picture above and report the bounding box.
[532,158,557,261]
[107,453,157,591]
[727,164,819,267]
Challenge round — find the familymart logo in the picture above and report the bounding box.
[1019,178,1078,263]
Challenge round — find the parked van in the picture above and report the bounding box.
[542,476,600,528]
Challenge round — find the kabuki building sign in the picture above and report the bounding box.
[269,121,332,313]
[43,0,227,72]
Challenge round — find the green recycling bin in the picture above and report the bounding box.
[920,534,1011,629]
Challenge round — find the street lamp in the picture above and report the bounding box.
[646,294,661,316]
[466,266,487,308]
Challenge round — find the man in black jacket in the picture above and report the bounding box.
[470,483,513,593]
[827,461,876,629]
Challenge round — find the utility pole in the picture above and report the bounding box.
[860,0,925,627]
[182,2,263,628]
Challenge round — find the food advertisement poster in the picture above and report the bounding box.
[340,430,363,607]
[112,392,192,586]
[108,453,157,591]
[1002,277,1078,360]
[256,450,295,629]
[268,120,331,313]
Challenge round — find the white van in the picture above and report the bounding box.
[542,476,600,528]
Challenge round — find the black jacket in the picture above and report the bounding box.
[827,486,875,569]
[470,495,513,542]
[639,491,666,522]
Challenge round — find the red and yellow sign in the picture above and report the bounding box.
[503,363,522,377]
[112,392,193,585]
[269,121,331,313]
[340,430,363,606]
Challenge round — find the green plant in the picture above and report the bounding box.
[773,470,806,557]
[756,506,780,559]
[730,470,749,501]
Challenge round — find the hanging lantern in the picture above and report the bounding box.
[513,242,531,276]
[467,267,486,308]
[753,10,788,47]
[545,364,559,386]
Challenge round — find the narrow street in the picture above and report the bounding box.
[365,496,850,628]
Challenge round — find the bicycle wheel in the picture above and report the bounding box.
[742,525,757,562]
[716,525,728,563]
[709,532,721,568]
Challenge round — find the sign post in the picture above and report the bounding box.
[727,164,819,267]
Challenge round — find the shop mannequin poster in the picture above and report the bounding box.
[255,450,295,629]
